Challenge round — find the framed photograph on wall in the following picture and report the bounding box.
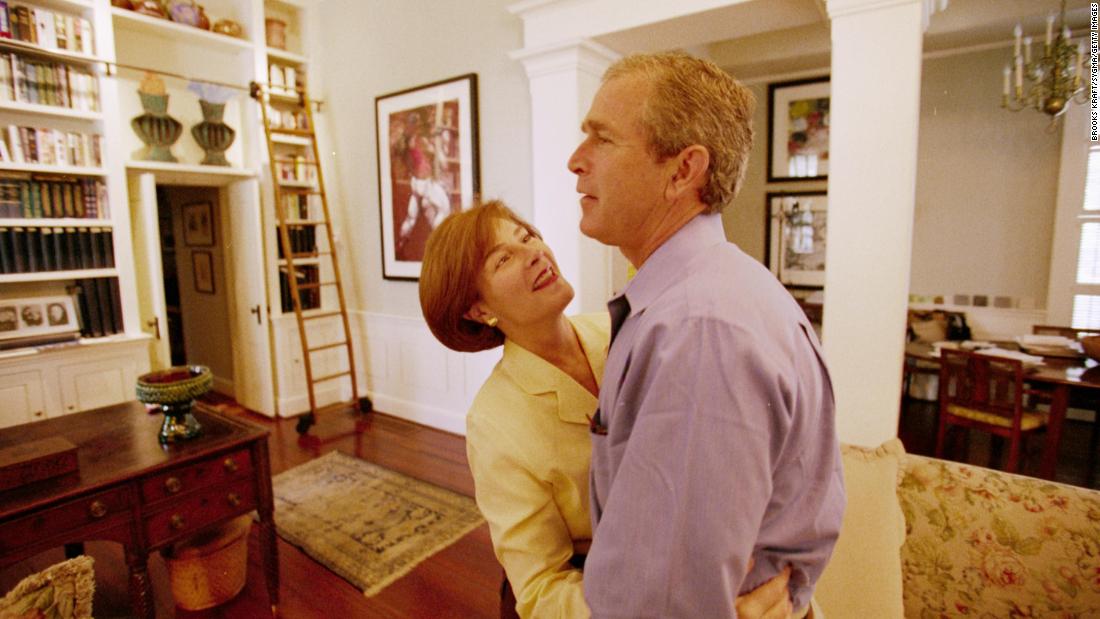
[192,250,215,294]
[765,191,828,288]
[182,202,215,247]
[0,295,79,346]
[375,73,480,280]
[767,77,830,182]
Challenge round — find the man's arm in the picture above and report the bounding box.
[585,318,791,618]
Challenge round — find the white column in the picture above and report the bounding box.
[824,0,924,446]
[512,40,619,313]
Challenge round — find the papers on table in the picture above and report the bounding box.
[1017,334,1075,348]
[929,341,1045,366]
[973,347,1045,366]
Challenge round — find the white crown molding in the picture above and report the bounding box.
[509,38,621,79]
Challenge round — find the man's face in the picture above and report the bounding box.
[568,75,671,251]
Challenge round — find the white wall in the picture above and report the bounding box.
[318,0,531,318]
[910,46,1061,310]
[314,0,530,431]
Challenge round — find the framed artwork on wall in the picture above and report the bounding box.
[375,73,480,281]
[192,250,215,294]
[182,202,215,247]
[767,77,830,182]
[765,191,828,288]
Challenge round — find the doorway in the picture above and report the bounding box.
[156,185,235,397]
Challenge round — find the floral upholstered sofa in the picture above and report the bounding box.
[814,439,1100,618]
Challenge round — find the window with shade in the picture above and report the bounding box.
[1071,146,1100,328]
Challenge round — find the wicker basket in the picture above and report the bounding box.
[165,515,252,610]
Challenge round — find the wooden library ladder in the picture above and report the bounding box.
[250,81,369,443]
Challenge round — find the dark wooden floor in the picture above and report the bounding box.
[0,404,501,619]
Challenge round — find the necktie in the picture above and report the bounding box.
[608,295,631,345]
[590,296,630,436]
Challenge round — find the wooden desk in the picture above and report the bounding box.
[905,342,1100,480]
[0,402,278,618]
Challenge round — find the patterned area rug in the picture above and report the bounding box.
[271,451,484,597]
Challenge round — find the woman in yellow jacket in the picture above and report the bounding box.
[420,200,792,619]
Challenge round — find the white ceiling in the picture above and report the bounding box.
[591,0,1091,81]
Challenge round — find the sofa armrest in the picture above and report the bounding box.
[898,455,1100,617]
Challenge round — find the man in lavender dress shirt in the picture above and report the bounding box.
[567,52,845,618]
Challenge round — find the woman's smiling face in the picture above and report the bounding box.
[469,217,574,331]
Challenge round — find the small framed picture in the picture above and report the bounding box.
[765,191,828,288]
[767,77,830,182]
[375,73,480,280]
[0,295,79,343]
[192,250,215,294]
[182,202,215,247]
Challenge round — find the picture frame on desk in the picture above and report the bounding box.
[192,250,215,294]
[0,294,79,346]
[765,191,828,288]
[375,73,480,280]
[182,201,214,247]
[767,77,830,182]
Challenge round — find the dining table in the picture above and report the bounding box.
[904,341,1100,480]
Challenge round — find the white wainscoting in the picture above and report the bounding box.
[271,311,499,435]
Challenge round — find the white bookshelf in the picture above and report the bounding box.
[0,268,117,283]
[0,162,106,175]
[125,160,257,186]
[0,218,112,227]
[0,38,104,65]
[110,7,255,53]
[0,100,103,121]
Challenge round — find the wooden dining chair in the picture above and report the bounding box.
[935,349,1049,473]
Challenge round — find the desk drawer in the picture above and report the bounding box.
[0,486,129,555]
[145,477,257,547]
[141,448,253,504]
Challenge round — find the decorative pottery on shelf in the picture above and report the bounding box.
[132,73,182,162]
[212,18,243,38]
[133,0,167,18]
[192,101,235,165]
[265,18,287,49]
[187,81,237,166]
[196,5,211,30]
[136,365,211,444]
[168,0,201,27]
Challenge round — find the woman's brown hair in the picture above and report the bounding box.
[419,199,541,352]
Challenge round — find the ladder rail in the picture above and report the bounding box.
[250,81,365,432]
[301,89,360,406]
[256,86,319,417]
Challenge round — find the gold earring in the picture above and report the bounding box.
[486,317,499,328]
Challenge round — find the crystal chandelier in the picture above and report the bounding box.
[1001,0,1088,118]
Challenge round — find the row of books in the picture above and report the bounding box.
[2,125,102,167]
[0,226,113,274]
[0,3,94,55]
[276,225,317,258]
[69,277,122,338]
[0,52,99,110]
[279,265,320,312]
[282,192,320,220]
[0,174,108,219]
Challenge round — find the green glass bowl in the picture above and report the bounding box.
[136,365,213,405]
